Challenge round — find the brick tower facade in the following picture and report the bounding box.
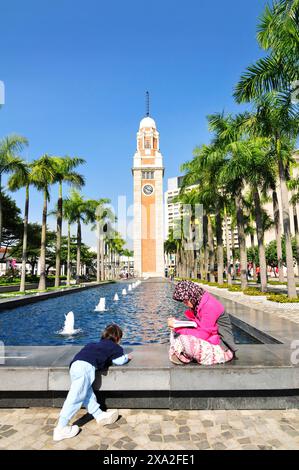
[132,115,164,277]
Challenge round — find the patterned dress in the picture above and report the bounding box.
[169,331,234,365]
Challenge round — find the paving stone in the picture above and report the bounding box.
[46,419,57,425]
[121,436,133,442]
[196,440,210,450]
[238,437,252,445]
[202,420,213,427]
[212,442,227,450]
[105,423,119,430]
[179,426,190,433]
[163,434,176,442]
[123,442,137,450]
[0,429,17,438]
[117,417,127,425]
[149,434,163,442]
[0,425,12,431]
[176,433,190,441]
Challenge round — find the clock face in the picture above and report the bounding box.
[143,184,154,196]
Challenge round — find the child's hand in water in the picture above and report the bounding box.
[167,317,175,329]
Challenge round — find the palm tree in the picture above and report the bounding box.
[245,93,298,296]
[208,113,250,289]
[237,138,274,291]
[30,155,57,291]
[287,166,299,277]
[7,161,36,292]
[63,190,98,283]
[122,248,134,276]
[234,0,299,103]
[90,199,113,282]
[110,233,126,279]
[62,199,76,287]
[52,156,85,288]
[0,135,28,245]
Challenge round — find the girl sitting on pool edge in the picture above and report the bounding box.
[168,280,237,365]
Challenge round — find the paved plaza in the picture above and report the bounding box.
[0,408,298,450]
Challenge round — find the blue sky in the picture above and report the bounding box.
[0,0,267,247]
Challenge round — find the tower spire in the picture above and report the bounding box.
[146,91,150,117]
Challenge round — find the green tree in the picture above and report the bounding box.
[246,93,298,296]
[234,0,299,103]
[63,190,97,284]
[30,155,58,290]
[0,191,23,262]
[52,156,85,288]
[0,135,28,246]
[7,162,37,291]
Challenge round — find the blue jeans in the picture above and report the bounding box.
[58,360,102,427]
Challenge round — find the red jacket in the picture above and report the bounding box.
[173,291,224,345]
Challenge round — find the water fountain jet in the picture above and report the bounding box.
[94,297,106,312]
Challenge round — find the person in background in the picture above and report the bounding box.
[53,324,132,441]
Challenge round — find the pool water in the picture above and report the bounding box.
[0,280,263,346]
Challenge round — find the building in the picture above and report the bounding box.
[164,175,239,273]
[132,114,165,277]
[164,176,185,236]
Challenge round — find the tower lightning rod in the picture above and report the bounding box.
[146,91,150,117]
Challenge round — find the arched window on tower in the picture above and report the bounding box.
[142,171,155,179]
[144,137,151,149]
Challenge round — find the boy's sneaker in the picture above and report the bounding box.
[96,409,119,426]
[53,424,80,441]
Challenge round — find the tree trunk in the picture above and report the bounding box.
[97,222,101,283]
[231,226,236,280]
[235,192,247,289]
[203,211,208,280]
[199,247,204,279]
[100,238,105,281]
[20,185,29,292]
[216,211,224,285]
[273,189,284,283]
[76,219,81,284]
[292,202,299,278]
[207,215,215,282]
[38,190,47,291]
[67,222,71,287]
[55,183,63,288]
[253,189,267,292]
[224,207,232,285]
[250,233,257,282]
[31,262,35,275]
[278,155,296,297]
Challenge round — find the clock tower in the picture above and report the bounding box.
[132,108,165,277]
